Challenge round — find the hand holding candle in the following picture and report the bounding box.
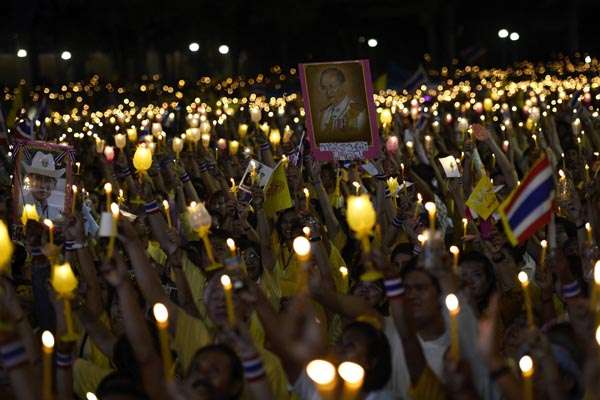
[153,303,174,380]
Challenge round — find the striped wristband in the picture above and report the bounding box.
[383,278,405,298]
[56,352,73,368]
[243,355,266,382]
[562,281,581,298]
[180,172,191,183]
[374,173,387,181]
[199,162,208,173]
[119,167,132,178]
[144,201,161,214]
[260,142,271,151]
[30,247,43,257]
[392,215,403,229]
[0,341,28,370]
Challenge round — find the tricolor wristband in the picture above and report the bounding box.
[392,215,403,229]
[243,355,266,382]
[383,278,405,298]
[64,241,86,251]
[199,162,208,173]
[0,341,28,370]
[384,188,392,198]
[119,167,132,178]
[180,172,191,183]
[260,142,271,151]
[144,201,161,214]
[56,352,73,368]
[562,281,581,299]
[374,174,387,181]
[30,247,43,257]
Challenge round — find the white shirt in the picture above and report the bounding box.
[319,96,367,133]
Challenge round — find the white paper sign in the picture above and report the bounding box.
[438,155,461,178]
[240,159,274,189]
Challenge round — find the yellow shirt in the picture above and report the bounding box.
[173,310,212,373]
[408,366,447,400]
[73,358,112,398]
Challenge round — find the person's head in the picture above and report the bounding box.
[28,173,57,202]
[207,190,228,220]
[351,280,385,310]
[459,251,496,314]
[336,321,391,393]
[240,242,262,281]
[183,344,244,400]
[401,262,442,327]
[276,208,302,241]
[320,68,346,105]
[203,273,248,328]
[390,243,415,270]
[96,371,149,400]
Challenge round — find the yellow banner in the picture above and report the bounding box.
[466,175,499,220]
[263,162,292,217]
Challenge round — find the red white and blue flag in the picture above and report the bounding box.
[499,154,555,246]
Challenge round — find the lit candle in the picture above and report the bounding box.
[303,187,310,210]
[590,261,600,309]
[596,325,600,347]
[229,140,239,155]
[226,238,236,258]
[153,303,174,380]
[127,126,138,142]
[21,203,40,227]
[450,245,459,274]
[540,240,547,268]
[104,182,112,212]
[118,189,125,206]
[303,226,311,238]
[586,222,593,244]
[352,181,361,195]
[107,203,119,258]
[502,140,510,153]
[445,293,460,361]
[519,355,534,400]
[43,219,54,245]
[162,200,172,228]
[293,236,311,290]
[250,161,257,185]
[50,262,78,340]
[75,161,81,175]
[220,275,236,326]
[269,128,281,150]
[0,220,13,272]
[339,266,349,291]
[42,330,54,400]
[414,193,423,218]
[306,359,336,398]
[172,137,183,159]
[187,202,218,269]
[462,218,468,250]
[71,185,78,214]
[133,144,153,174]
[114,133,126,150]
[518,271,534,329]
[238,123,249,139]
[338,361,365,400]
[425,202,436,231]
[406,140,414,158]
[104,145,115,162]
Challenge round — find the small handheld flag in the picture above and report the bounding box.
[499,154,554,246]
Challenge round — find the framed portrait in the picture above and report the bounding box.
[12,140,75,226]
[299,59,380,161]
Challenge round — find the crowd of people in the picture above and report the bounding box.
[1,56,600,400]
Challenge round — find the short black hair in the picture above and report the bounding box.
[96,371,149,399]
[400,258,442,294]
[188,344,244,400]
[342,321,391,392]
[320,67,346,85]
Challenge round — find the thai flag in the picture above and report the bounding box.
[499,154,554,246]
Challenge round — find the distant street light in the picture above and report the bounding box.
[509,32,520,41]
[61,51,72,60]
[188,42,200,52]
[367,38,378,48]
[17,49,27,58]
[218,44,229,55]
[498,29,509,39]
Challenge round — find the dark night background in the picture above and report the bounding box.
[0,0,598,83]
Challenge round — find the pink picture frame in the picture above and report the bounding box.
[299,59,380,161]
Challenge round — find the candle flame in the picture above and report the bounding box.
[42,330,54,349]
[293,236,311,257]
[306,359,336,385]
[338,361,364,385]
[519,355,534,376]
[220,274,232,290]
[153,303,169,323]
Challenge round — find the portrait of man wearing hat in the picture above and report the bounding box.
[21,151,66,220]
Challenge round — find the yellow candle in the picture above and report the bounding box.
[220,274,236,326]
[450,246,460,274]
[107,203,119,258]
[162,200,172,228]
[75,161,81,175]
[303,187,310,210]
[518,271,534,329]
[586,222,593,244]
[114,133,126,150]
[43,219,54,245]
[71,185,78,214]
[172,137,183,159]
[153,303,174,380]
[226,238,236,258]
[42,330,54,400]
[414,193,423,218]
[590,261,600,309]
[0,220,13,272]
[338,361,364,400]
[425,202,436,231]
[250,161,257,185]
[596,325,600,347]
[540,240,547,268]
[50,262,78,341]
[462,218,468,250]
[104,182,112,212]
[339,266,349,291]
[352,181,361,195]
[303,226,311,238]
[519,355,534,400]
[306,359,336,397]
[445,294,460,361]
[293,236,311,290]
